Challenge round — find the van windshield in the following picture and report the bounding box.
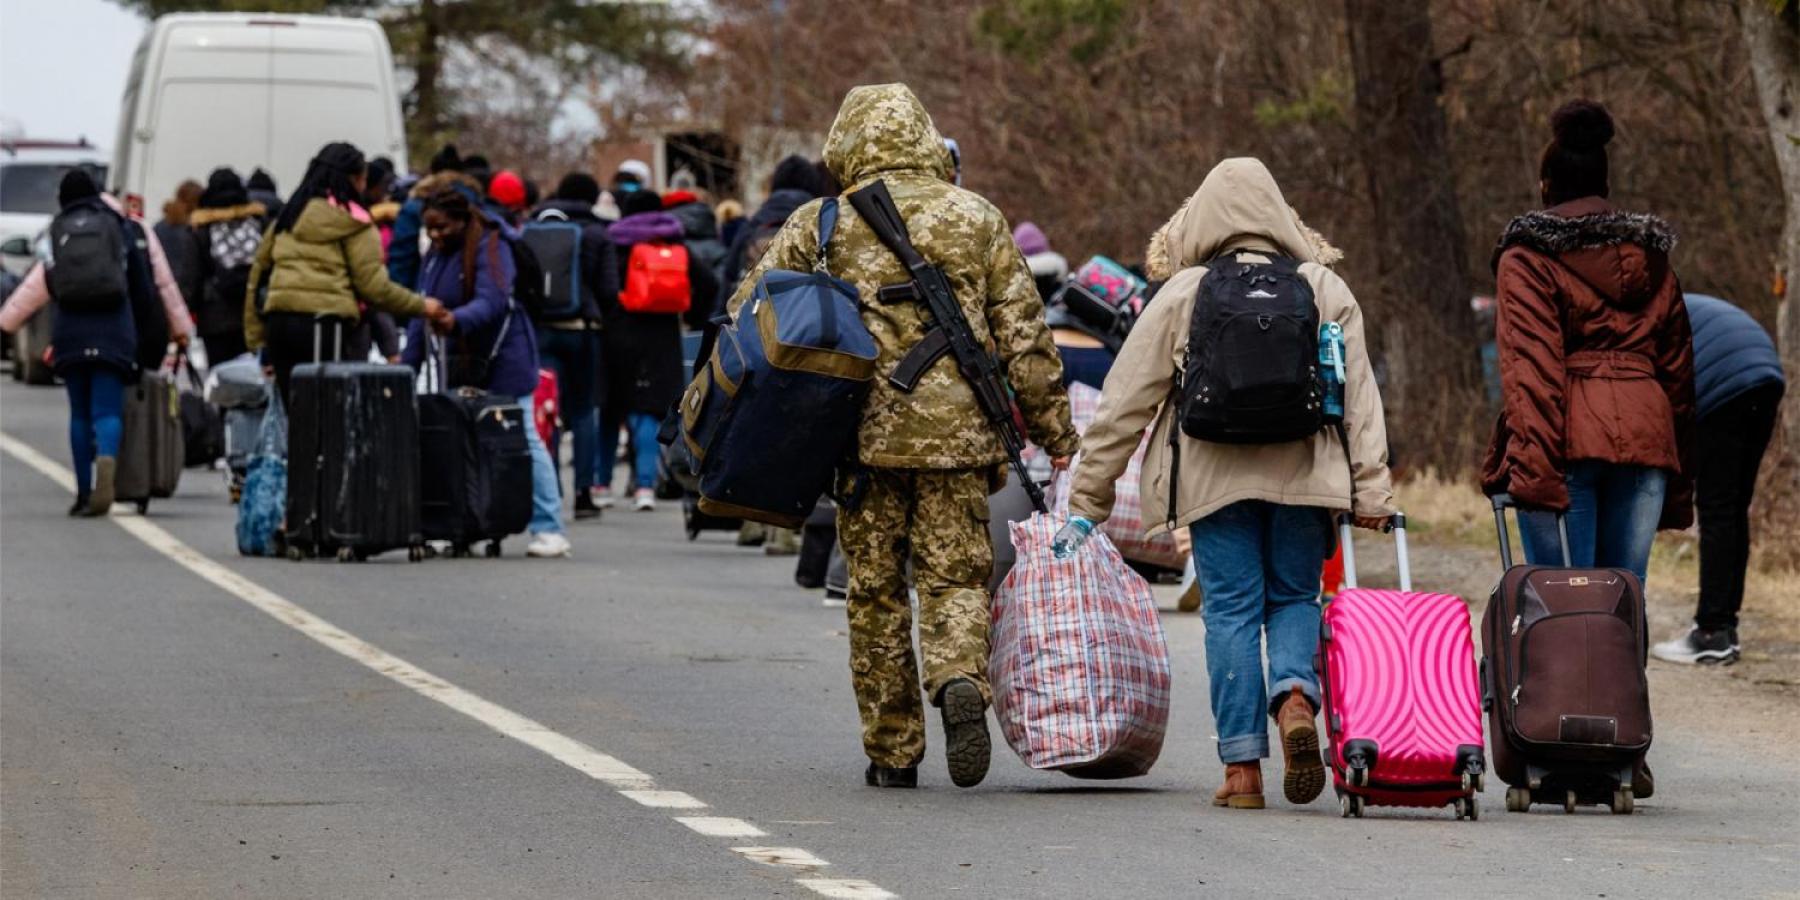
[0,163,111,214]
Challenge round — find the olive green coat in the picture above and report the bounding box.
[728,84,1079,469]
[243,198,425,350]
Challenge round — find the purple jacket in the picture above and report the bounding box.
[402,231,540,398]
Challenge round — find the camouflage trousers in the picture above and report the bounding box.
[838,466,994,768]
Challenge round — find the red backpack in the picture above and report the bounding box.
[620,241,692,314]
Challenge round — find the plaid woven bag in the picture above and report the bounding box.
[1064,383,1186,571]
[990,508,1172,778]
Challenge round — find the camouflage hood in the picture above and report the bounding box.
[823,84,953,188]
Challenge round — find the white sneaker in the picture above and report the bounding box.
[526,532,572,558]
[633,488,656,512]
[1650,626,1739,665]
[592,487,616,509]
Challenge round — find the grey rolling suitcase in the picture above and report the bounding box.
[117,368,185,512]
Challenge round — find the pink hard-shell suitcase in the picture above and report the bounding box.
[1317,513,1486,820]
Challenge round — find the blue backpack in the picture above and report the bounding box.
[518,210,583,320]
[236,386,288,557]
[675,198,877,528]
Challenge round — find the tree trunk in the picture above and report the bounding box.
[1741,0,1800,453]
[1344,0,1483,475]
[412,0,445,163]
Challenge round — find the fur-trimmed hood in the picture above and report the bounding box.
[410,171,484,200]
[1493,196,1676,310]
[189,202,265,227]
[368,200,401,226]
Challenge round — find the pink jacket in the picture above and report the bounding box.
[0,194,194,338]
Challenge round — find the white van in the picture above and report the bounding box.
[112,13,407,219]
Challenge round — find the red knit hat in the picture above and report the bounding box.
[489,170,527,210]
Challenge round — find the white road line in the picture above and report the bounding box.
[796,879,900,900]
[733,847,831,868]
[674,816,767,838]
[0,431,896,899]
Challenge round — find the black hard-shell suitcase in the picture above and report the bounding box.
[419,388,532,557]
[287,361,422,562]
[1483,494,1651,815]
[117,368,185,512]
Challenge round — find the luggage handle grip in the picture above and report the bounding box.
[1337,512,1409,593]
[1490,492,1571,570]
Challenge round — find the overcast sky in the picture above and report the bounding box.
[0,0,148,147]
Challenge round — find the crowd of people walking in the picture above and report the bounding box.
[0,87,1784,805]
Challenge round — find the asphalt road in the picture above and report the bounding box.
[2,377,1797,899]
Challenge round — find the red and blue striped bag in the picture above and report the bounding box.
[989,505,1171,778]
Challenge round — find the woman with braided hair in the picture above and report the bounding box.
[243,142,445,399]
[402,185,572,559]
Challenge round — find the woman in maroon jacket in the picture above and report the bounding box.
[1483,100,1695,584]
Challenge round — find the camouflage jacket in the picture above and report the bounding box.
[728,84,1078,470]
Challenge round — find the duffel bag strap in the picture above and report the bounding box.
[813,198,839,275]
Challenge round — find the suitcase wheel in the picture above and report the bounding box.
[485,541,502,559]
[337,547,357,563]
[1610,789,1634,815]
[1453,796,1480,821]
[1563,790,1578,814]
[285,544,308,562]
[408,545,425,563]
[1505,787,1531,813]
[136,498,150,515]
[1339,793,1365,818]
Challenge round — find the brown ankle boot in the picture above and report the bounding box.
[1211,762,1264,809]
[1276,687,1325,804]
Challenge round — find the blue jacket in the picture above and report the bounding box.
[403,231,540,398]
[387,196,424,289]
[1684,294,1785,419]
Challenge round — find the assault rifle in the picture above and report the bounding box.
[847,180,1047,515]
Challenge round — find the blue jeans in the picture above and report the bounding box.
[1518,460,1666,584]
[596,409,661,491]
[65,366,126,497]
[518,396,564,536]
[1190,501,1331,764]
[536,328,599,496]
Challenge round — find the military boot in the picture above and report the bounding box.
[938,679,991,788]
[1277,687,1325,804]
[864,763,918,789]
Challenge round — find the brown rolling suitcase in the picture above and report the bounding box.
[1482,493,1651,815]
[117,367,185,513]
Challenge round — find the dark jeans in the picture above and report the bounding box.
[262,313,356,404]
[1695,383,1783,630]
[537,326,600,495]
[1519,461,1666,585]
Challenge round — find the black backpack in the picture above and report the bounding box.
[47,202,130,313]
[518,210,585,321]
[1176,254,1323,444]
[500,230,548,318]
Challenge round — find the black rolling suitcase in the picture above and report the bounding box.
[286,321,422,562]
[418,380,534,557]
[117,366,185,513]
[1483,494,1651,815]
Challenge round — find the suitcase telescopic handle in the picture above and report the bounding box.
[1489,493,1571,570]
[1337,512,1410,592]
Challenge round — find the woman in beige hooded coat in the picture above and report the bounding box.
[1063,159,1396,810]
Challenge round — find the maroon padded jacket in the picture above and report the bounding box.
[1481,196,1695,528]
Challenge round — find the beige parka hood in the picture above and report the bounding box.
[1068,158,1395,533]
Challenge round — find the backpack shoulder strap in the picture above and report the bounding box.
[813,198,839,273]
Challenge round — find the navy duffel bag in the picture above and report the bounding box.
[678,198,878,528]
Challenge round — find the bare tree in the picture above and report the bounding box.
[1345,0,1483,472]
[1741,0,1800,451]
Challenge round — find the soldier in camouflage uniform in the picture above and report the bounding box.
[728,84,1079,788]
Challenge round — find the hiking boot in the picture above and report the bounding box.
[68,496,90,517]
[737,522,766,547]
[87,456,117,516]
[1633,758,1655,799]
[938,679,991,788]
[764,527,800,557]
[864,763,918,789]
[1651,626,1739,666]
[573,492,601,521]
[1212,762,1265,809]
[1276,687,1325,805]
